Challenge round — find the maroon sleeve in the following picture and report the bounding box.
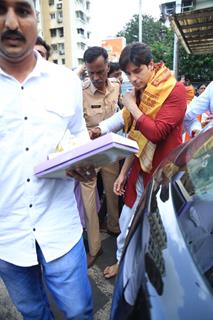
[135,82,187,143]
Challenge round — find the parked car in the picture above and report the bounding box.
[110,124,213,320]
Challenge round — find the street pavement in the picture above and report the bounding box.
[0,232,117,320]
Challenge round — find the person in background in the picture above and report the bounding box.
[108,61,124,109]
[195,83,209,125]
[108,61,123,84]
[34,36,51,60]
[90,42,187,278]
[0,1,93,318]
[180,75,195,104]
[180,75,195,141]
[80,46,121,268]
[184,81,213,137]
[196,83,206,96]
[96,62,124,229]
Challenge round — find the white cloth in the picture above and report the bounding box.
[184,81,213,135]
[0,52,90,267]
[116,175,144,262]
[99,109,124,134]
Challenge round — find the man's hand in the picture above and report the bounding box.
[123,91,142,120]
[88,127,101,140]
[113,173,127,196]
[201,115,213,128]
[66,166,96,181]
[122,91,137,112]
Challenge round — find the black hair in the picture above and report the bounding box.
[83,46,108,64]
[108,62,121,77]
[35,36,51,60]
[119,42,152,73]
[197,83,206,90]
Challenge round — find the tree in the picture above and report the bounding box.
[178,46,213,82]
[117,14,213,82]
[117,14,174,69]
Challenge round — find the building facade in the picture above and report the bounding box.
[160,0,213,16]
[34,0,91,68]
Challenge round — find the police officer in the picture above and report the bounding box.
[81,46,120,267]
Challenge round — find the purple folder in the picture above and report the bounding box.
[34,133,139,179]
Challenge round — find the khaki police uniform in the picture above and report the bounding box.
[80,79,120,256]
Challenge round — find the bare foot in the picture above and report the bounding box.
[103,263,119,279]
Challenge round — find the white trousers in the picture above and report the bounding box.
[116,175,144,262]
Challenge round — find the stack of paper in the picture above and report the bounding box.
[34,133,139,178]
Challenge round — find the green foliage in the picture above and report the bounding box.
[178,46,213,82]
[117,14,213,82]
[117,14,174,68]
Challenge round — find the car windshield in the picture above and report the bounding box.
[171,133,213,291]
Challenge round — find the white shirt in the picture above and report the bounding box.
[99,109,124,134]
[0,53,89,267]
[184,81,213,135]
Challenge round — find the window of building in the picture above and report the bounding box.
[49,0,54,5]
[58,27,64,37]
[77,42,86,50]
[50,28,57,37]
[51,44,57,52]
[58,43,65,55]
[57,10,63,23]
[56,3,62,9]
[62,59,65,65]
[50,13,55,19]
[53,59,58,64]
[76,10,85,21]
[77,28,84,36]
[86,1,90,10]
[87,32,90,39]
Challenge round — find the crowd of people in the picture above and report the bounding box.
[0,0,212,319]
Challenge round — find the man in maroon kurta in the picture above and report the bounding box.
[125,81,186,208]
[90,43,187,278]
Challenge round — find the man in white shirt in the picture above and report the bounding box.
[184,81,213,137]
[0,1,93,318]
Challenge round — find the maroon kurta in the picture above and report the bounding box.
[124,82,187,208]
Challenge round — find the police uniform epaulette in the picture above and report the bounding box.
[82,79,91,90]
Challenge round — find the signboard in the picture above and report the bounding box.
[101,37,126,62]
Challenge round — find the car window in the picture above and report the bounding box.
[171,135,213,292]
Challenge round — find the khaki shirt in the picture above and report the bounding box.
[82,79,120,129]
